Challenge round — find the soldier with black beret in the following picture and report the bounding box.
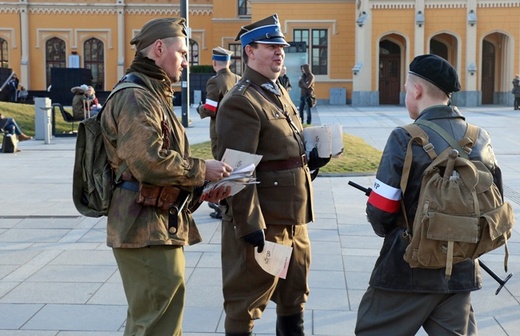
[355,54,500,335]
[100,17,232,336]
[215,13,328,336]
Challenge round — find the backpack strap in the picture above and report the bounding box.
[415,119,479,160]
[400,124,436,194]
[99,81,145,182]
[399,124,437,235]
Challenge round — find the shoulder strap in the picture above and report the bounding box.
[98,81,145,181]
[415,119,479,160]
[400,124,436,193]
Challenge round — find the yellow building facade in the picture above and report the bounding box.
[1,0,519,107]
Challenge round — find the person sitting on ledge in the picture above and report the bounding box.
[0,113,33,141]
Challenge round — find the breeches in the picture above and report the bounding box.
[355,286,477,336]
[221,222,311,332]
[113,245,186,336]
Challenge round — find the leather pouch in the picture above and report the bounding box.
[137,183,161,207]
[157,186,181,211]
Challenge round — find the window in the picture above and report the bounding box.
[228,43,243,76]
[84,38,105,90]
[0,38,8,68]
[45,37,66,88]
[189,39,199,66]
[293,29,329,75]
[238,0,251,16]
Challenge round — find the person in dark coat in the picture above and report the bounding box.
[298,64,315,124]
[277,65,292,91]
[512,74,520,110]
[355,54,501,336]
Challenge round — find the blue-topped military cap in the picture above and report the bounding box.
[235,14,290,49]
[409,54,461,95]
[212,46,233,61]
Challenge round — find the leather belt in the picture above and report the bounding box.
[256,155,307,172]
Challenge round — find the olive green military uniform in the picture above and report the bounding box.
[101,72,206,336]
[216,66,314,332]
[197,68,239,158]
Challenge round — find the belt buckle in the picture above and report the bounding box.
[301,154,307,166]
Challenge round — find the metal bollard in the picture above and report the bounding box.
[40,106,52,144]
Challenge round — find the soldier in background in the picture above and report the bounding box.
[198,46,240,219]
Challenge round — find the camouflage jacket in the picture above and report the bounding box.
[100,73,206,248]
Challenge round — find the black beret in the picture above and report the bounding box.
[409,54,461,94]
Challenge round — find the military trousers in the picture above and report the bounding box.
[221,222,311,333]
[113,245,185,336]
[355,286,477,336]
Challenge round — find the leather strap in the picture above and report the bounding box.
[256,155,308,172]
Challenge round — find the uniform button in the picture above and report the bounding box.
[274,181,278,186]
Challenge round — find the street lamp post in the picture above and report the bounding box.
[181,0,190,127]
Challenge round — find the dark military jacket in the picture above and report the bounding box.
[100,73,206,248]
[198,68,239,158]
[216,66,314,238]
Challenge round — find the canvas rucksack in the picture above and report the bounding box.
[72,81,144,217]
[400,120,514,279]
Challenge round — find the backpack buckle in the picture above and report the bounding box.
[423,143,435,154]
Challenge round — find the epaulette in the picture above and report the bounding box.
[235,79,252,96]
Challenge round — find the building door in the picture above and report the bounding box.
[481,40,495,104]
[379,40,401,105]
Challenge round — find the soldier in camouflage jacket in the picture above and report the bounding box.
[100,17,232,336]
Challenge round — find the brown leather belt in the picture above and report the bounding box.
[256,155,307,172]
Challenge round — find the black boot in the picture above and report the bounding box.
[225,332,251,336]
[276,312,304,336]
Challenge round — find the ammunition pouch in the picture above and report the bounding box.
[137,183,187,212]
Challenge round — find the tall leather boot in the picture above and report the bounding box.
[276,312,305,336]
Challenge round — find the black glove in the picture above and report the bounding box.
[243,229,265,253]
[307,147,331,171]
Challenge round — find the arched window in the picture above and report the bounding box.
[189,39,199,66]
[46,37,66,88]
[84,38,105,90]
[0,38,8,68]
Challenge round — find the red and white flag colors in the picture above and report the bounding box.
[367,178,401,213]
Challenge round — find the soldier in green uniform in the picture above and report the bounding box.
[100,17,232,336]
[215,14,329,336]
[198,46,240,219]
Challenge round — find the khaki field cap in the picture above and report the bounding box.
[130,17,187,51]
[212,46,233,61]
[235,13,290,49]
[409,54,461,95]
